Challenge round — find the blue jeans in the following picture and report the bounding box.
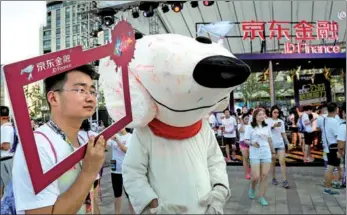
[250,158,272,165]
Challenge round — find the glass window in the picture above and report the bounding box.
[43,40,51,50]
[56,19,61,27]
[43,31,51,40]
[65,7,71,18]
[56,28,61,38]
[65,26,70,35]
[66,17,70,25]
[73,25,79,34]
[56,9,61,18]
[66,36,71,48]
[104,30,109,42]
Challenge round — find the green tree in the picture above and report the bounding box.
[24,84,45,119]
[239,73,268,105]
[98,89,106,109]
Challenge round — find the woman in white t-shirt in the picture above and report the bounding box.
[238,114,251,179]
[108,128,134,214]
[267,105,290,189]
[244,108,275,206]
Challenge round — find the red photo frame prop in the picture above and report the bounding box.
[3,20,134,194]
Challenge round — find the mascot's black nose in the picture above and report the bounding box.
[193,55,251,88]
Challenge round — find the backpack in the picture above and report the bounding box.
[0,131,57,215]
[10,124,19,153]
[298,117,306,133]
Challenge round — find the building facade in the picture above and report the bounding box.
[39,1,109,55]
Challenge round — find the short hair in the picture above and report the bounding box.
[44,65,99,108]
[327,102,338,113]
[223,109,230,114]
[0,106,10,117]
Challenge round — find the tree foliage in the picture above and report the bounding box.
[24,84,45,119]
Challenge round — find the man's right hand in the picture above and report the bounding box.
[82,136,107,175]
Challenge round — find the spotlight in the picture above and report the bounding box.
[203,1,214,6]
[132,9,139,18]
[171,2,183,13]
[139,2,159,18]
[103,16,114,26]
[162,4,169,13]
[97,8,116,27]
[191,1,198,8]
[143,10,154,17]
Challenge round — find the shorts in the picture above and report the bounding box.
[111,173,129,198]
[0,157,13,190]
[239,141,249,150]
[289,127,299,133]
[274,147,285,152]
[327,144,340,167]
[303,132,314,145]
[250,158,272,165]
[223,137,236,145]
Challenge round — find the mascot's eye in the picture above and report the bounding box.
[196,36,212,44]
[135,32,143,40]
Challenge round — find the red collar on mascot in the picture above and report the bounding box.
[148,118,202,140]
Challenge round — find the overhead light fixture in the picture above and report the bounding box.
[132,9,139,18]
[143,10,154,17]
[103,16,114,26]
[191,1,198,8]
[162,4,169,13]
[203,1,214,6]
[171,2,183,13]
[97,8,117,27]
[139,2,159,18]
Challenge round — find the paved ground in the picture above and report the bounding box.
[98,166,346,214]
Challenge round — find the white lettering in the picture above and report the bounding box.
[283,42,341,54]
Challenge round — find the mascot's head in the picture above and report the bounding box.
[99,34,250,128]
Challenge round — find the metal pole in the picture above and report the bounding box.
[269,60,276,106]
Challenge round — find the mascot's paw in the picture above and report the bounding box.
[199,186,228,214]
[143,203,188,214]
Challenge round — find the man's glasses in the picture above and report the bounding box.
[55,88,98,98]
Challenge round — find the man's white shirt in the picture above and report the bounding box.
[222,117,237,138]
[12,124,97,214]
[1,122,14,158]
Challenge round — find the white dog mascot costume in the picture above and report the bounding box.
[98,33,251,214]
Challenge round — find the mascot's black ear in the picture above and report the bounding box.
[135,32,144,40]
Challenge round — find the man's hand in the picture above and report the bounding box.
[199,186,228,214]
[82,136,106,175]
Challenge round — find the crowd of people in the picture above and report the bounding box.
[0,64,345,212]
[207,102,346,205]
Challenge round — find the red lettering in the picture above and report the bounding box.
[268,20,290,40]
[294,20,315,41]
[241,21,265,40]
[316,21,339,40]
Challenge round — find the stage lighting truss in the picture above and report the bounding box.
[171,1,185,13]
[190,1,199,8]
[139,2,160,18]
[203,1,214,6]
